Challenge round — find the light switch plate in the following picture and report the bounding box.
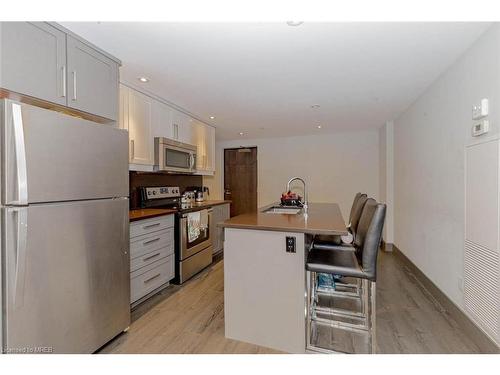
[472,98,489,120]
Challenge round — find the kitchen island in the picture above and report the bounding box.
[219,203,347,353]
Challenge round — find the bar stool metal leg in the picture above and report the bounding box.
[370,281,377,354]
[306,275,377,354]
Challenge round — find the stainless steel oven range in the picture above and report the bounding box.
[140,186,213,284]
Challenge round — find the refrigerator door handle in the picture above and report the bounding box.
[8,207,28,308]
[11,103,28,205]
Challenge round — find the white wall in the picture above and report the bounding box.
[393,24,500,309]
[204,130,380,220]
[379,121,394,243]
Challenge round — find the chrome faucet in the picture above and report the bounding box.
[286,177,308,213]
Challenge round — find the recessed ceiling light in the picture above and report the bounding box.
[310,104,320,109]
[317,125,322,129]
[287,21,304,27]
[209,116,215,120]
[239,132,244,136]
[138,77,149,83]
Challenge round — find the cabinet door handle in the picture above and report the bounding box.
[61,66,66,98]
[130,139,135,160]
[143,252,161,262]
[144,273,161,284]
[72,71,77,101]
[143,222,161,229]
[143,238,160,246]
[174,123,179,140]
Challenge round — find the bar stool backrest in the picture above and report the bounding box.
[357,200,386,281]
[348,192,364,224]
[350,194,368,237]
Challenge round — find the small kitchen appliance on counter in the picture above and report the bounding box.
[186,186,210,202]
[140,186,213,284]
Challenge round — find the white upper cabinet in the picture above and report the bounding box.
[118,84,129,131]
[128,88,154,167]
[152,100,173,139]
[0,22,120,121]
[0,22,66,106]
[173,110,194,145]
[205,125,215,174]
[66,35,119,121]
[119,85,215,173]
[152,104,194,145]
[192,120,215,175]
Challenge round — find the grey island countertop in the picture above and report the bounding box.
[219,202,347,236]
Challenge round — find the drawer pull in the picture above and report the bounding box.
[143,238,161,246]
[143,223,161,229]
[143,252,161,262]
[144,273,161,284]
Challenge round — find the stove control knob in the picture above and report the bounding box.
[152,191,156,195]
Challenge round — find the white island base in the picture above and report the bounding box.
[223,228,307,353]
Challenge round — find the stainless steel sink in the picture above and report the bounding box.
[262,206,302,214]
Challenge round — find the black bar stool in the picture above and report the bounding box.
[306,198,386,354]
[313,193,368,251]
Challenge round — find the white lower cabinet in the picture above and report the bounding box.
[212,203,230,255]
[130,215,175,304]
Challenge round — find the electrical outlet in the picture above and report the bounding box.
[286,236,296,253]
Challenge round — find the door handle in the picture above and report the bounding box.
[143,238,160,246]
[143,222,161,229]
[8,207,28,307]
[173,123,179,140]
[11,103,28,205]
[144,273,161,284]
[143,252,161,262]
[130,139,135,161]
[72,71,77,101]
[190,154,196,170]
[61,65,66,98]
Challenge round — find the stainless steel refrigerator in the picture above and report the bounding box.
[0,99,130,353]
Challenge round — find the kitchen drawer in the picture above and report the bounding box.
[130,214,174,238]
[130,228,174,259]
[130,244,174,272]
[130,254,174,303]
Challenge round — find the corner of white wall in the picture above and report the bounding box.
[379,121,395,243]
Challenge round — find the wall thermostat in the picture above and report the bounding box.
[472,120,489,137]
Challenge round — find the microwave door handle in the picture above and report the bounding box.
[190,154,196,170]
[11,103,28,205]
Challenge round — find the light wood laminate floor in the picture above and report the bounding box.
[99,251,483,354]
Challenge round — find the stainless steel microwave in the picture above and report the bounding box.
[154,137,197,173]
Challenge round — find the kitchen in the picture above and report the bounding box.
[1,3,499,372]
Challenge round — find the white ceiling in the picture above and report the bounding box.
[62,22,490,140]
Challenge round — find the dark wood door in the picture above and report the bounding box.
[224,147,257,217]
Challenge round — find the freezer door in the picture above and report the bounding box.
[1,99,128,205]
[2,198,130,353]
